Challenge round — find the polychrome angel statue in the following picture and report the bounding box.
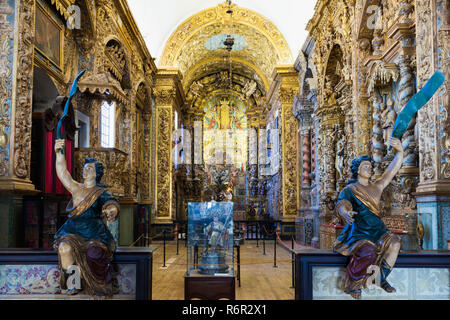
[333,137,404,299]
[53,139,120,297]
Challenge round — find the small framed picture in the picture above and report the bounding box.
[34,2,63,70]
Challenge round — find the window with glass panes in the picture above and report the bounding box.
[101,101,115,148]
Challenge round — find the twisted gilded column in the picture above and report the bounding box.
[301,130,312,188]
[293,98,313,207]
[355,66,371,156]
[371,93,385,177]
[294,102,314,246]
[398,55,417,168]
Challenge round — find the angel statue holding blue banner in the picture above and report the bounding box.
[333,70,445,299]
[51,70,120,298]
[333,137,403,299]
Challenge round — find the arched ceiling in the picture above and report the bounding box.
[128,0,316,115]
[156,2,292,93]
[184,57,268,94]
[128,0,316,65]
[172,21,279,91]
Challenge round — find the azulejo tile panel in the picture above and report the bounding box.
[312,267,450,300]
[441,206,450,249]
[0,263,136,297]
[0,265,61,295]
[116,264,136,296]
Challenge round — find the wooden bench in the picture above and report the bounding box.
[0,247,156,300]
[295,249,450,300]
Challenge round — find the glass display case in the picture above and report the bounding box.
[187,202,234,277]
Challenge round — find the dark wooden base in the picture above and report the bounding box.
[295,249,450,300]
[185,275,235,300]
[0,247,155,300]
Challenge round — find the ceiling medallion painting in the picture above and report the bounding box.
[205,34,247,51]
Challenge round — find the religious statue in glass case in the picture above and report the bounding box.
[187,202,234,277]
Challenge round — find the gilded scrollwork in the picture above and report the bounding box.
[153,87,177,106]
[436,5,450,180]
[398,55,417,168]
[301,0,446,249]
[74,148,129,197]
[0,1,14,177]
[416,0,438,183]
[13,0,35,179]
[159,2,292,69]
[156,107,172,217]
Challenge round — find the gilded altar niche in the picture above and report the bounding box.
[72,0,157,204]
[0,0,156,248]
[178,67,267,220]
[304,0,428,248]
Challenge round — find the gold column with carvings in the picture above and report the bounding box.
[269,66,300,222]
[0,0,37,247]
[153,69,185,224]
[414,0,450,249]
[0,0,36,193]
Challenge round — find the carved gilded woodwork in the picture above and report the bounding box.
[183,57,269,95]
[173,22,278,84]
[78,72,129,106]
[74,148,128,197]
[134,81,152,203]
[153,70,184,222]
[398,55,417,168]
[416,0,442,187]
[155,106,172,219]
[436,1,449,180]
[16,0,154,199]
[160,2,292,69]
[301,0,445,247]
[13,0,35,181]
[268,67,300,221]
[0,1,14,178]
[48,0,75,20]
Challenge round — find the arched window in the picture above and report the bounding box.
[100,100,116,148]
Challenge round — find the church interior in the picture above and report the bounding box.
[0,0,449,302]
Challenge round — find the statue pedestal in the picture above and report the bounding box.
[0,247,156,300]
[415,183,450,250]
[294,249,450,300]
[185,275,235,300]
[198,250,229,275]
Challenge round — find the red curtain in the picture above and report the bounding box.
[44,131,54,193]
[46,129,73,194]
